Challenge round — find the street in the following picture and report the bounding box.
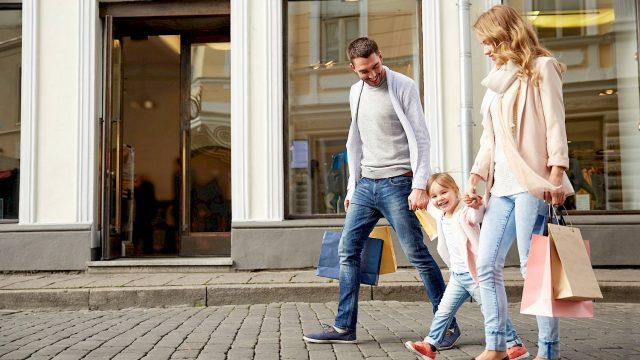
[1,301,638,360]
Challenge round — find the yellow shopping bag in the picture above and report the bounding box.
[369,226,397,275]
[415,209,438,241]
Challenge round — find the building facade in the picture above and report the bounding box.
[0,0,638,271]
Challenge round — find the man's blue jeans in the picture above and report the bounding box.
[476,192,560,359]
[425,272,521,348]
[334,176,449,331]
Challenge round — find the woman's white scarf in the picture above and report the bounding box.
[481,61,563,198]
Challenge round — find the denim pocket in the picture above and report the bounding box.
[389,176,412,186]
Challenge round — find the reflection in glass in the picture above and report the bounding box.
[287,0,421,216]
[507,0,640,211]
[189,43,231,233]
[0,9,21,221]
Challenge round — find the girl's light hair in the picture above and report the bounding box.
[473,5,562,84]
[426,173,460,197]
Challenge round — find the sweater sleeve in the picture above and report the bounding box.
[403,81,431,190]
[463,203,485,226]
[470,90,494,181]
[538,58,569,169]
[470,117,493,181]
[345,83,362,201]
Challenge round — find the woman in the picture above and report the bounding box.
[465,5,574,360]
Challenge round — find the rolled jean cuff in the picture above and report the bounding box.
[506,338,521,348]
[537,338,560,359]
[485,330,507,351]
[424,336,438,347]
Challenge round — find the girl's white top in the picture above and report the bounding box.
[440,214,468,274]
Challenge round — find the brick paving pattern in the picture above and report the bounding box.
[0,301,638,360]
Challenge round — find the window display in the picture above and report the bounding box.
[286,0,421,216]
[506,0,640,211]
[0,6,21,221]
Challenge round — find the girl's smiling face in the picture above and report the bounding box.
[429,181,460,216]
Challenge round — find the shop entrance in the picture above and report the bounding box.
[100,2,231,259]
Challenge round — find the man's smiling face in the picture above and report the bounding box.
[350,52,385,87]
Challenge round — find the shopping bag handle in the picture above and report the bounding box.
[543,205,566,236]
[547,205,565,225]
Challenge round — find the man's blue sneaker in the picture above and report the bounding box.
[303,324,356,344]
[437,324,461,350]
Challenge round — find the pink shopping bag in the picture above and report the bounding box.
[520,234,594,318]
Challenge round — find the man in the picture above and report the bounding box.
[303,37,460,347]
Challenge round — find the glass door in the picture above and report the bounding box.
[99,7,231,258]
[101,15,124,259]
[180,35,232,256]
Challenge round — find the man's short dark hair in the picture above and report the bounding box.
[346,37,379,63]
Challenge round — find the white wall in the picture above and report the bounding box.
[247,2,270,220]
[437,1,489,187]
[33,0,80,223]
[233,0,283,222]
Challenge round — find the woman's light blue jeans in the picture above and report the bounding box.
[425,271,522,348]
[334,176,449,331]
[476,192,560,359]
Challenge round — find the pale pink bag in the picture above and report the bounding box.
[520,234,594,318]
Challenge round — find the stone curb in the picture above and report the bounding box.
[0,289,89,310]
[88,286,206,310]
[0,281,637,310]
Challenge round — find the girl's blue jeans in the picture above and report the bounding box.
[334,176,449,331]
[425,271,522,349]
[477,192,560,359]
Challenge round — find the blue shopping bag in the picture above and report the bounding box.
[316,231,383,286]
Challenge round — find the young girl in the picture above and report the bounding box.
[404,173,529,360]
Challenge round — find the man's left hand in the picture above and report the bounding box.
[408,188,428,211]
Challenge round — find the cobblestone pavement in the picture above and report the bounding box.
[0,302,638,360]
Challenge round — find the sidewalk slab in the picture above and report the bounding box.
[165,274,216,286]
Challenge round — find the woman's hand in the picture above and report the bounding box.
[464,174,483,209]
[544,166,566,205]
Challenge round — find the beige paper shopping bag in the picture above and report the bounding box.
[369,226,397,275]
[548,223,603,300]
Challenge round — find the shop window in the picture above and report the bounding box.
[531,0,586,38]
[285,0,422,217]
[506,0,640,212]
[322,16,359,63]
[0,4,21,222]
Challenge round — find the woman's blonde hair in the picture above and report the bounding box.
[473,5,559,84]
[426,173,460,197]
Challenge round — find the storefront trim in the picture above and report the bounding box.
[18,0,36,225]
[77,0,98,225]
[422,0,444,170]
[266,0,284,221]
[231,214,640,269]
[0,224,92,271]
[230,0,249,221]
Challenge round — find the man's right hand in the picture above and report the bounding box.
[344,199,350,212]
